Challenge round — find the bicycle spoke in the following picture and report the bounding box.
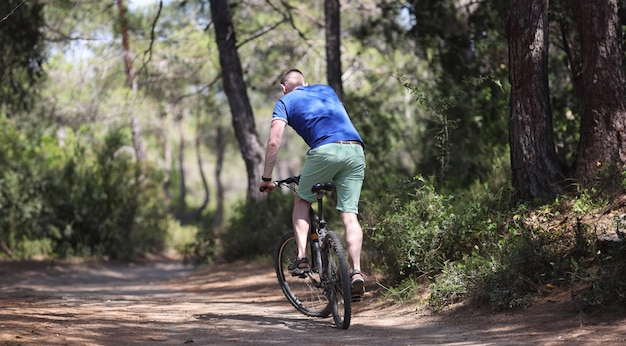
[275,232,330,317]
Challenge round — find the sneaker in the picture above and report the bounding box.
[288,257,310,276]
[350,270,365,302]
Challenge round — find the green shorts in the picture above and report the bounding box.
[297,143,366,214]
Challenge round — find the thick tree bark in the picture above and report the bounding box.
[571,0,626,180]
[210,0,265,203]
[325,0,343,101]
[508,0,564,201]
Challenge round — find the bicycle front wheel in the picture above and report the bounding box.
[323,230,352,329]
[275,231,331,317]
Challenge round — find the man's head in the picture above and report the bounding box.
[280,68,306,94]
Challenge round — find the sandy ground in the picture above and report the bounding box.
[1,258,625,345]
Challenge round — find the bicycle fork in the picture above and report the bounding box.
[306,187,331,288]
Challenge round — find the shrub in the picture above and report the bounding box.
[583,221,626,308]
[39,129,169,260]
[0,120,169,260]
[366,175,458,282]
[0,119,48,257]
[427,258,477,311]
[220,191,295,261]
[180,213,217,266]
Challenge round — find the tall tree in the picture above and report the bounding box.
[210,0,265,202]
[116,0,147,164]
[325,0,343,100]
[508,0,564,201]
[571,0,626,180]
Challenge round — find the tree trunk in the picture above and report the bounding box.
[508,0,564,202]
[571,0,626,180]
[212,126,225,230]
[116,0,147,164]
[325,0,343,101]
[176,134,210,225]
[210,0,265,203]
[158,104,172,201]
[176,114,186,211]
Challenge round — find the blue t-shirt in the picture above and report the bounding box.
[272,84,363,149]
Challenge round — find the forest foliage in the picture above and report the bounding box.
[1,0,625,311]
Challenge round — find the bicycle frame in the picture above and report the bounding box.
[267,177,331,269]
[309,188,329,277]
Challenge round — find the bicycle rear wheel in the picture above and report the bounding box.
[323,230,352,329]
[275,231,331,317]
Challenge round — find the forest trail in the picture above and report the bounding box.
[0,258,625,345]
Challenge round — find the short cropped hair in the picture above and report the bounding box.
[280,68,304,85]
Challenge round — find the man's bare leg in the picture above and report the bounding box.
[341,211,363,274]
[293,195,312,260]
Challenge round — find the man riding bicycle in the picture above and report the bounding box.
[259,68,366,301]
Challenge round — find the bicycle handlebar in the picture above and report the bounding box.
[259,175,300,192]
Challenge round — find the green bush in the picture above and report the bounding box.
[365,175,509,281]
[427,199,605,311]
[425,231,544,311]
[366,175,458,282]
[0,119,169,260]
[583,223,626,308]
[427,258,477,311]
[364,172,581,310]
[39,130,168,260]
[0,119,48,256]
[220,191,295,261]
[180,213,217,266]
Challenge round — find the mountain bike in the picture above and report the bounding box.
[266,176,352,329]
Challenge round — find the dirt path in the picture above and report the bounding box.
[1,259,625,345]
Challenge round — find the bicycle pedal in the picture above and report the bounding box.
[351,280,365,303]
[351,294,363,303]
[291,271,308,278]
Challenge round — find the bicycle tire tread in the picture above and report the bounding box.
[324,230,352,329]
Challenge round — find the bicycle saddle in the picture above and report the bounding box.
[311,182,334,193]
